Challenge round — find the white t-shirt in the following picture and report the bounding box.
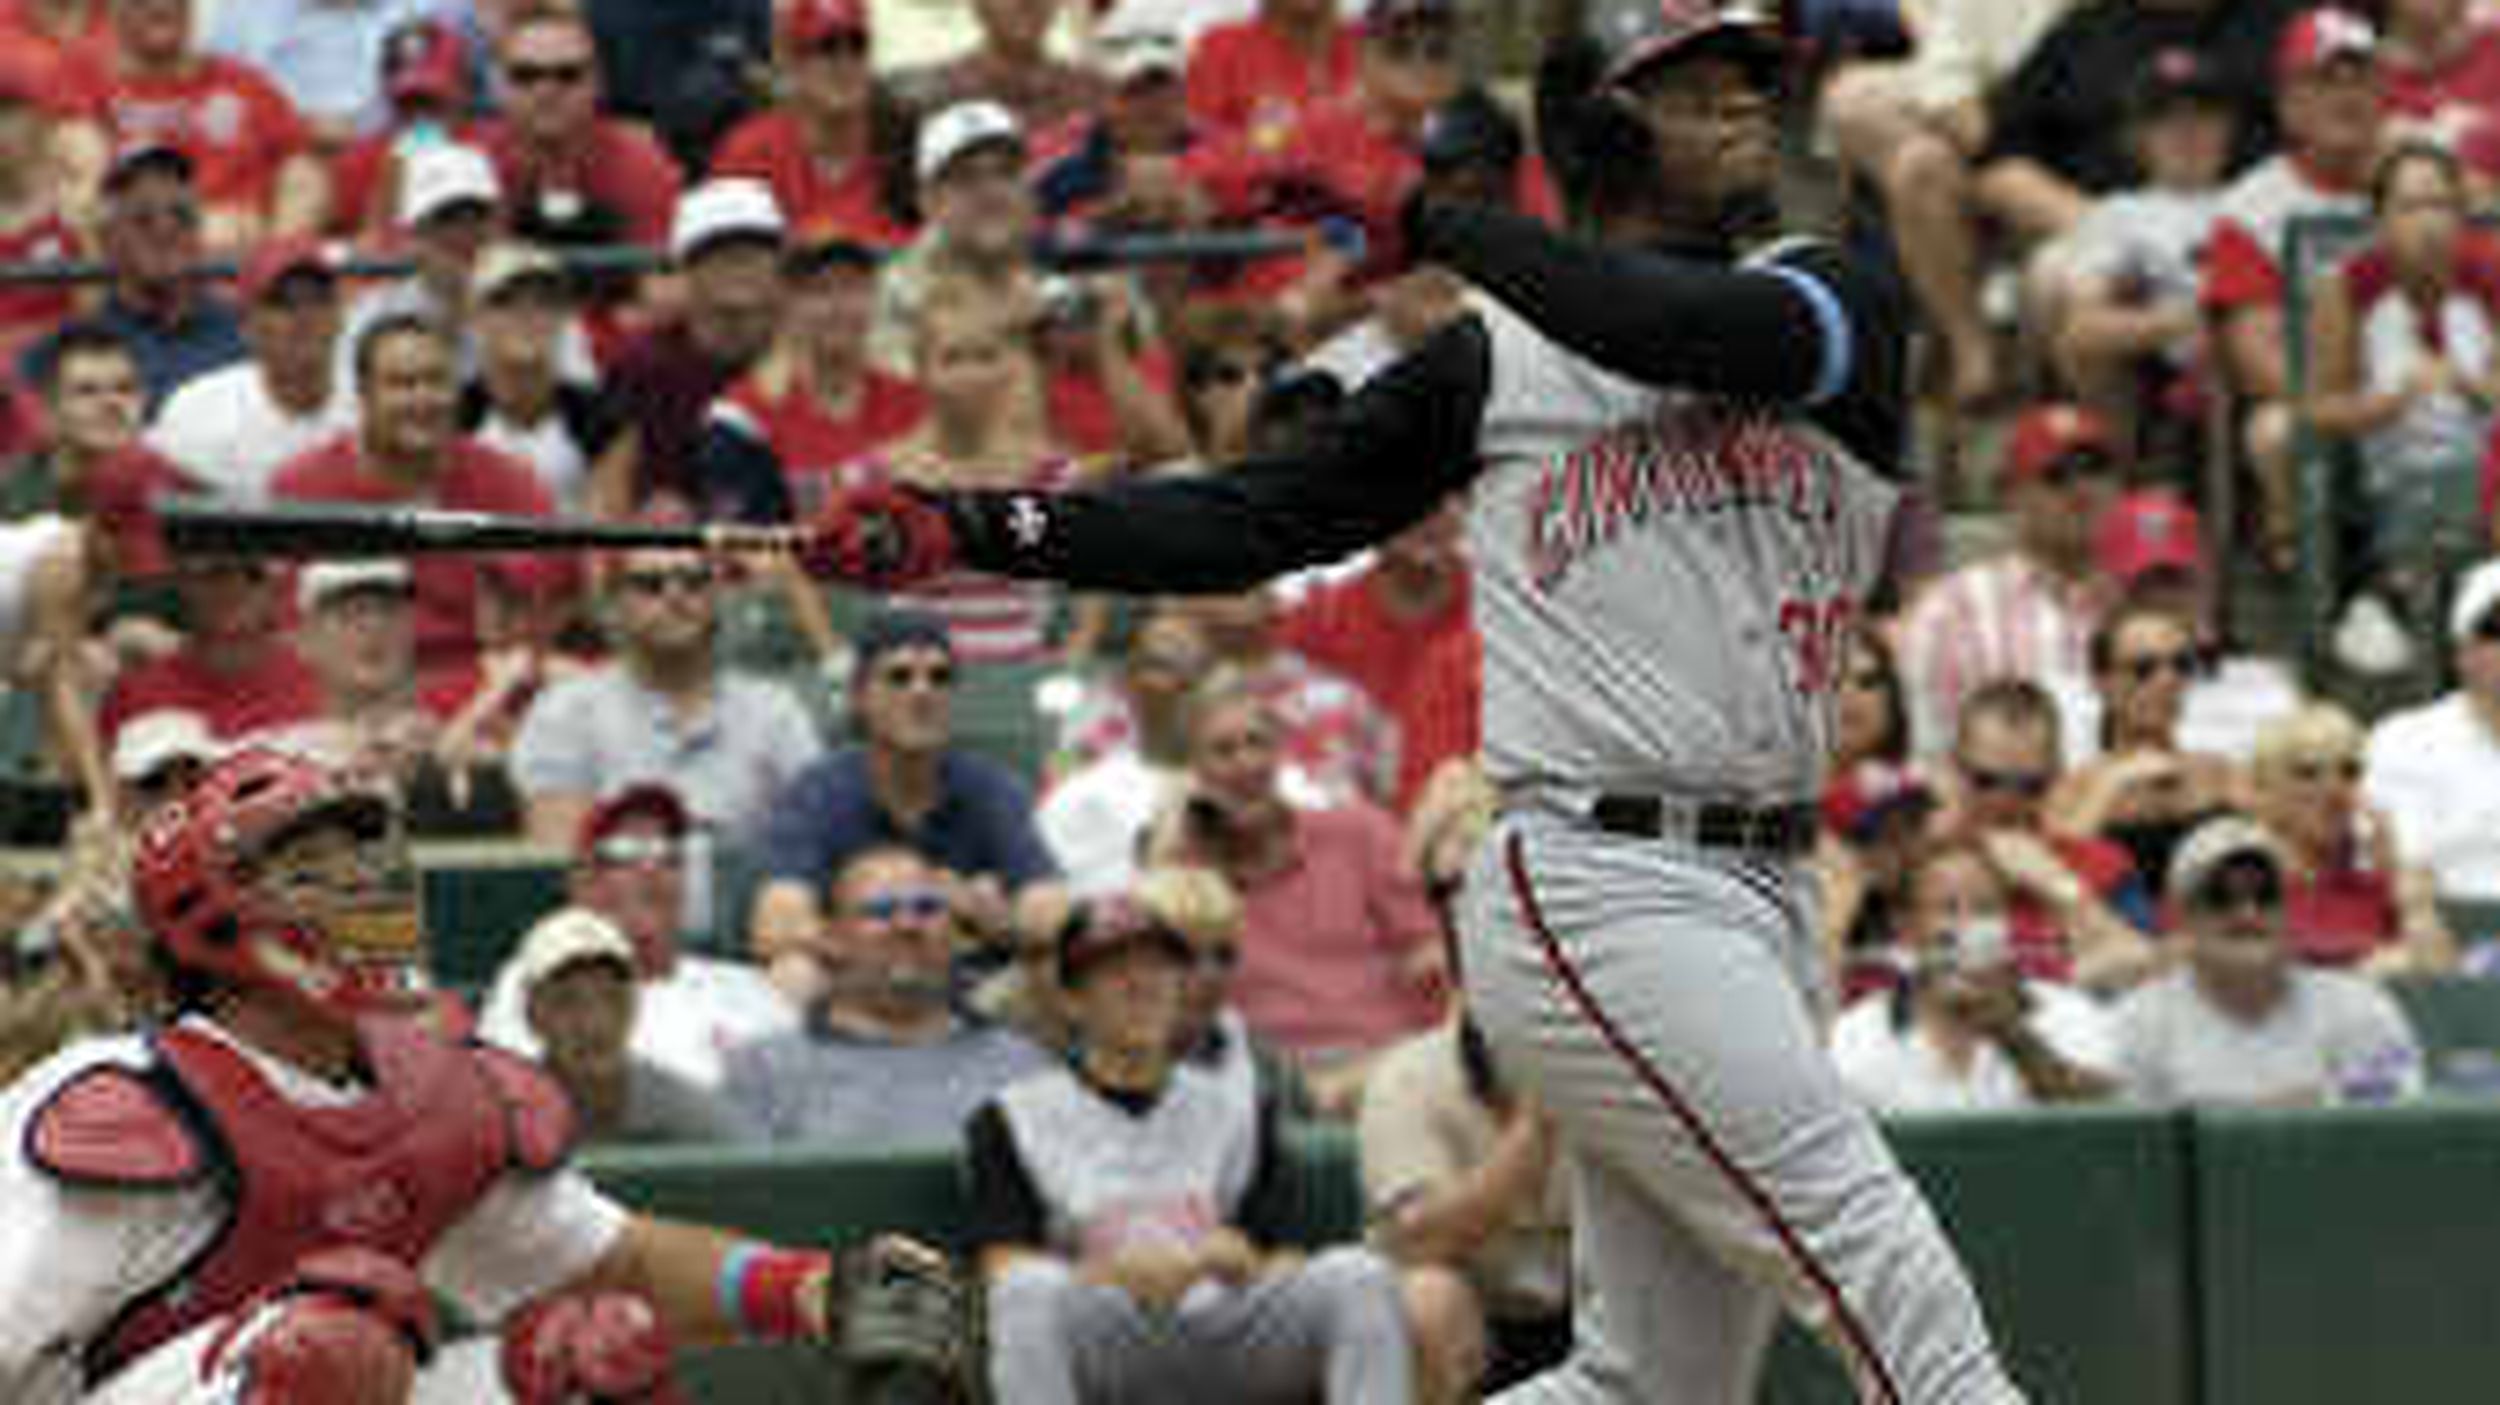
[1829,980,2119,1113]
[477,953,798,1091]
[2110,966,2425,1107]
[0,1021,628,1404]
[2364,692,2500,901]
[145,362,355,503]
[0,515,72,669]
[1037,749,1180,897]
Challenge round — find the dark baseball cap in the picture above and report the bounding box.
[2128,47,2234,123]
[102,139,195,195]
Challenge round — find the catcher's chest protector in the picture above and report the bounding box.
[34,1017,571,1383]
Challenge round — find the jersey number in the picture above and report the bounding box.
[1778,596,1855,697]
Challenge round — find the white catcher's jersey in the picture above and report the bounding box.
[1467,293,1899,802]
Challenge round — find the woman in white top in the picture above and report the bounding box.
[1830,835,2123,1113]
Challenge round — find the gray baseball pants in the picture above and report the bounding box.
[1458,811,2029,1405]
[985,1244,1413,1405]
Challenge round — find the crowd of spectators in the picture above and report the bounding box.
[14,0,2500,1395]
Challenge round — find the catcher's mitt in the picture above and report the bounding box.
[827,1235,979,1404]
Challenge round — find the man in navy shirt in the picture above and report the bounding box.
[750,607,1065,990]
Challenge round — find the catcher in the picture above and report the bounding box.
[0,747,971,1404]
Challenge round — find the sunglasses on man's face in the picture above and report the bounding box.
[2192,864,2283,918]
[619,567,713,598]
[875,662,956,691]
[1960,763,2054,799]
[507,60,592,88]
[850,889,951,924]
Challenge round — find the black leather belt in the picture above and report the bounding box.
[1589,794,1819,856]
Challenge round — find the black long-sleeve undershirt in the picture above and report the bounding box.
[940,201,1901,588]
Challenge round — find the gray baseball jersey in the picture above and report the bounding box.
[1467,285,1899,800]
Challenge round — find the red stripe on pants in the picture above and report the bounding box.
[1502,832,1903,1405]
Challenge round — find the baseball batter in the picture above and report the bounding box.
[791,3,2030,1400]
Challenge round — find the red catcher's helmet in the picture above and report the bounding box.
[133,748,428,1024]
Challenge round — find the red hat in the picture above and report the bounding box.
[577,784,690,857]
[0,46,48,108]
[2005,403,2119,484]
[383,18,470,109]
[2276,7,2377,81]
[80,447,195,578]
[235,236,341,305]
[2096,489,2205,586]
[782,0,870,50]
[1821,761,1937,843]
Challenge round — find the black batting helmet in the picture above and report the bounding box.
[1537,0,1785,225]
[1588,0,1784,94]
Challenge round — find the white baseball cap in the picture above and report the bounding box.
[2452,558,2500,643]
[471,240,568,305]
[1095,28,1183,85]
[916,100,1024,185]
[298,559,413,614]
[2165,815,2292,906]
[510,906,638,993]
[670,178,786,263]
[112,709,217,784]
[399,142,501,227]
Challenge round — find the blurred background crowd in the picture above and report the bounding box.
[9,0,2500,1391]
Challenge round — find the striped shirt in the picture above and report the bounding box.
[1893,553,2105,761]
[870,454,1083,665]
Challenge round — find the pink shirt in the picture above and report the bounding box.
[1219,801,1444,1058]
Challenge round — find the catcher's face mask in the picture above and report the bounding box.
[237,801,430,1023]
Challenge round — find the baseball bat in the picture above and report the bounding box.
[159,498,718,560]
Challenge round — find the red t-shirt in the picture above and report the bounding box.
[269,435,570,686]
[84,56,311,213]
[0,1,111,114]
[1041,344,1174,460]
[1396,622,1481,808]
[715,365,925,517]
[2385,25,2500,123]
[2283,861,2403,968]
[707,109,908,247]
[0,211,80,347]
[1185,15,1359,145]
[478,119,684,248]
[101,643,320,741]
[1278,567,1475,812]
